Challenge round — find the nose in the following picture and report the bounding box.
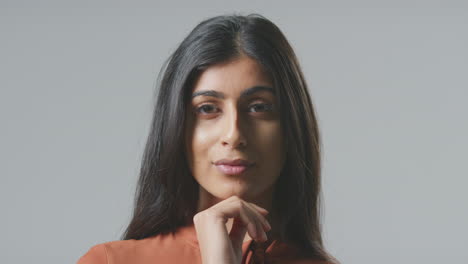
[221,105,247,149]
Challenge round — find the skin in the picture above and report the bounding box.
[185,55,286,263]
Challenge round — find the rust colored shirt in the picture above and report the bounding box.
[77,224,330,264]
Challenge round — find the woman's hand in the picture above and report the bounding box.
[193,195,272,264]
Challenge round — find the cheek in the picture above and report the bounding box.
[187,123,216,169]
[192,126,213,147]
[255,121,284,155]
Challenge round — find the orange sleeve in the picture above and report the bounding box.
[76,244,108,264]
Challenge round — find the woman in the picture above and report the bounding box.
[78,14,338,264]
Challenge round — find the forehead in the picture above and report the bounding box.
[191,56,273,94]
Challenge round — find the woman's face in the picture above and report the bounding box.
[185,56,286,204]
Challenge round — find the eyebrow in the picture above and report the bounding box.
[191,85,275,99]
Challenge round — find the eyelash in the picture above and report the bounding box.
[195,103,274,115]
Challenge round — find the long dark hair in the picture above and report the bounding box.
[122,13,336,262]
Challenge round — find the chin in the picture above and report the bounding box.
[210,185,254,201]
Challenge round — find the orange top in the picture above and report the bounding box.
[77,224,330,264]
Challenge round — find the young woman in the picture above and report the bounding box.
[78,14,338,264]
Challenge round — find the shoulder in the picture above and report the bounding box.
[77,238,160,264]
[269,240,339,264]
[77,232,198,264]
[264,240,338,264]
[77,243,108,264]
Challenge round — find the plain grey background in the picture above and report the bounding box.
[1,1,467,263]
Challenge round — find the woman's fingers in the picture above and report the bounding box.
[228,216,248,246]
[249,202,270,216]
[243,203,269,242]
[210,196,270,242]
[216,199,260,241]
[246,202,271,231]
[239,202,265,242]
[193,196,274,264]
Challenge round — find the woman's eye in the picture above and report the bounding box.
[196,104,219,114]
[249,103,273,113]
[195,103,274,115]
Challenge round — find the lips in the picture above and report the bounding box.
[213,158,254,175]
[214,158,254,166]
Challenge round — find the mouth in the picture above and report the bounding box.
[215,164,252,175]
[213,158,255,175]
